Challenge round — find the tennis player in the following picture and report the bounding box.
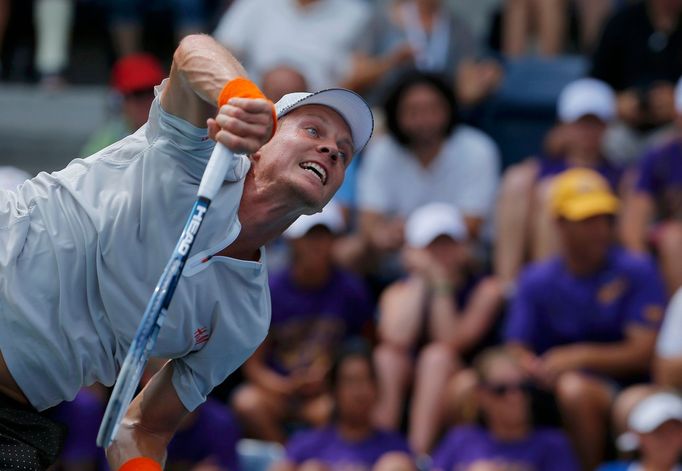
[0,34,373,470]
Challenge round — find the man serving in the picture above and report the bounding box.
[0,34,372,470]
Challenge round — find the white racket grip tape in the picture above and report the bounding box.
[198,144,234,200]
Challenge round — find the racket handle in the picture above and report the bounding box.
[198,144,234,200]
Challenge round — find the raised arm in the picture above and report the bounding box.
[161,34,275,155]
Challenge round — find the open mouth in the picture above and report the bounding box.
[299,161,327,185]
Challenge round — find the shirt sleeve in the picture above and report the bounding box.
[624,255,667,331]
[171,276,270,411]
[151,88,249,183]
[657,288,682,357]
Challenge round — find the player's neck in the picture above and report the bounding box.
[224,175,306,259]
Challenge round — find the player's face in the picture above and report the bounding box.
[254,105,354,214]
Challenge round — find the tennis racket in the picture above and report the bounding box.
[96,143,234,448]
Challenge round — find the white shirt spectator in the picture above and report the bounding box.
[213,0,372,91]
[357,125,500,221]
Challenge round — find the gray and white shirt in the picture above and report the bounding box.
[0,86,271,412]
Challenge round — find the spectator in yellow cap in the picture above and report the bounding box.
[504,168,667,470]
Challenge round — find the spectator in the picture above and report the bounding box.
[356,70,500,279]
[598,390,682,471]
[232,203,375,443]
[270,339,414,471]
[502,0,613,56]
[349,0,502,107]
[654,287,682,389]
[620,77,682,296]
[109,0,205,57]
[494,78,620,289]
[432,346,580,471]
[80,53,166,156]
[591,0,682,165]
[505,168,668,470]
[373,202,504,455]
[213,0,372,91]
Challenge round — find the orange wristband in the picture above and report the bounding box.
[217,77,277,137]
[119,457,162,471]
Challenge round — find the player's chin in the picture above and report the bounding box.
[293,184,333,215]
[292,176,336,213]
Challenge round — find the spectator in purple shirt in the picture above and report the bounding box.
[373,202,504,456]
[621,76,682,296]
[504,168,667,470]
[270,339,414,471]
[432,346,580,471]
[233,203,375,443]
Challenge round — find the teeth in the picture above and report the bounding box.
[300,162,327,184]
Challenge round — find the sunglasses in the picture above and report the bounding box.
[483,381,533,396]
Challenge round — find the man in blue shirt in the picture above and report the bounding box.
[505,168,667,471]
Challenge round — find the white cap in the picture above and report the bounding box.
[617,391,682,451]
[675,76,682,115]
[405,202,467,248]
[629,391,682,433]
[0,166,30,191]
[275,88,374,153]
[283,201,345,239]
[557,78,616,123]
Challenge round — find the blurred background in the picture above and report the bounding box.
[2,1,682,470]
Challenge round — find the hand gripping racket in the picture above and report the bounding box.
[96,143,234,448]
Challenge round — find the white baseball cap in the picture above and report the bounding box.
[405,202,468,248]
[675,76,682,115]
[629,391,682,433]
[283,201,345,239]
[275,88,374,153]
[557,78,616,123]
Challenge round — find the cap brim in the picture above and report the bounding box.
[275,89,374,153]
[558,193,619,220]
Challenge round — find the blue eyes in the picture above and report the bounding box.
[305,126,350,161]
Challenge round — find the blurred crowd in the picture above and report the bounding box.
[2,0,682,470]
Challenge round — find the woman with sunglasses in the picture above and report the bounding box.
[431,347,580,471]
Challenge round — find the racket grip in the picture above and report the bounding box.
[198,144,234,200]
